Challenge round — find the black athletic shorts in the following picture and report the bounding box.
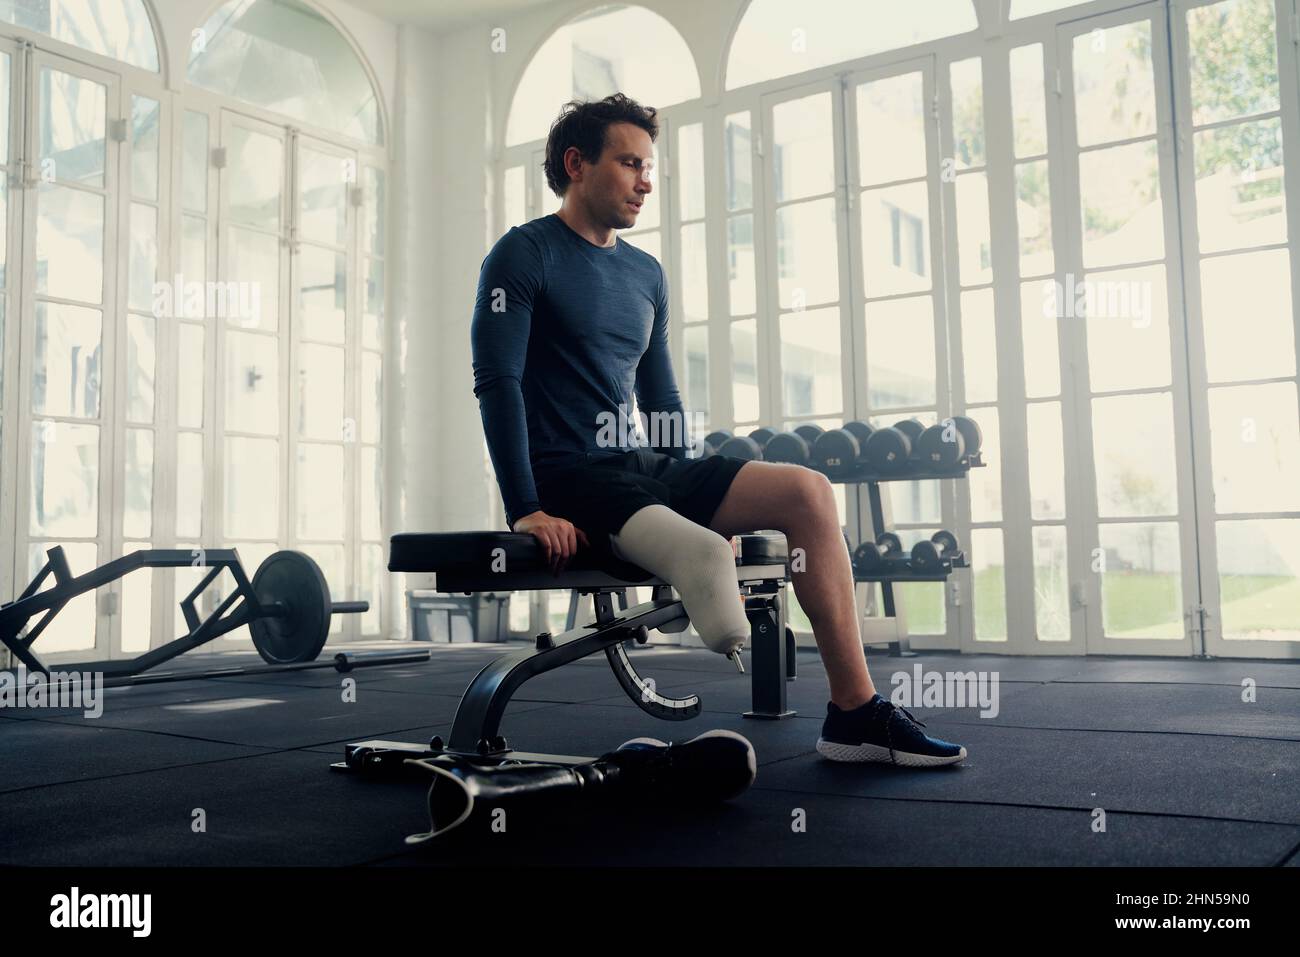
[534,449,749,562]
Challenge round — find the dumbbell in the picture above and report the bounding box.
[862,425,914,474]
[811,421,874,476]
[851,532,906,576]
[748,427,778,448]
[763,431,811,465]
[951,416,983,456]
[894,419,925,450]
[702,430,733,458]
[910,531,961,572]
[717,434,764,460]
[915,423,966,469]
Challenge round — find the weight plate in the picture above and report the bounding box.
[842,421,874,459]
[747,427,778,448]
[793,424,825,444]
[248,550,331,665]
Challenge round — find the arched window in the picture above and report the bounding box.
[2,0,159,71]
[189,0,382,145]
[505,4,700,147]
[726,0,979,90]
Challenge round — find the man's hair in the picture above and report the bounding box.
[543,93,659,197]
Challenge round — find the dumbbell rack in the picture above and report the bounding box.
[829,455,984,657]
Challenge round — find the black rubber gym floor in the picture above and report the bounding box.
[2,642,1297,867]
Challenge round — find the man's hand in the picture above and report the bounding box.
[512,510,591,575]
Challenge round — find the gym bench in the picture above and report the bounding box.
[336,530,798,775]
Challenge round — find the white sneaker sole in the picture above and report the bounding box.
[816,737,967,767]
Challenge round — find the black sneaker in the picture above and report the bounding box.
[817,694,967,767]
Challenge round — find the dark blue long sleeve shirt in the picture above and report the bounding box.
[471,213,688,529]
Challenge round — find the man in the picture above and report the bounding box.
[471,93,965,767]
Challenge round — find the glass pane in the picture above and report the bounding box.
[0,178,7,287]
[950,59,984,171]
[129,203,157,313]
[26,542,98,652]
[183,111,209,213]
[1194,118,1286,254]
[40,67,106,187]
[1092,393,1178,518]
[726,0,976,90]
[1010,44,1047,158]
[780,307,841,419]
[361,352,381,444]
[126,312,155,423]
[34,302,102,418]
[732,318,758,422]
[299,146,347,246]
[865,296,934,408]
[678,123,705,221]
[1033,525,1070,641]
[1199,248,1294,382]
[191,0,380,143]
[681,222,708,320]
[227,126,282,230]
[503,165,524,230]
[772,92,833,202]
[1207,382,1300,514]
[725,112,752,211]
[1016,160,1053,276]
[966,407,1001,522]
[1099,522,1183,638]
[10,1,157,69]
[120,541,153,653]
[1021,279,1061,398]
[778,199,839,308]
[362,445,380,540]
[297,544,345,634]
[1011,0,1093,18]
[30,421,98,537]
[1084,264,1170,392]
[621,231,659,260]
[227,226,279,331]
[176,432,203,538]
[297,343,344,440]
[1027,401,1065,520]
[970,528,1007,641]
[861,182,930,297]
[0,51,8,163]
[1216,519,1300,641]
[960,288,997,405]
[177,323,205,429]
[1079,140,1164,268]
[299,245,345,343]
[36,183,104,303]
[296,443,344,539]
[224,331,279,434]
[1072,20,1156,148]
[684,324,709,422]
[727,215,755,314]
[1187,0,1279,127]
[224,436,279,539]
[124,428,153,538]
[362,258,383,350]
[857,73,926,185]
[181,214,206,293]
[130,96,159,201]
[360,544,382,634]
[956,172,991,286]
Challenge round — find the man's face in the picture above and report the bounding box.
[566,122,655,229]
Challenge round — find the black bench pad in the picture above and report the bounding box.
[389,531,788,576]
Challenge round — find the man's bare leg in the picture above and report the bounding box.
[708,461,877,711]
